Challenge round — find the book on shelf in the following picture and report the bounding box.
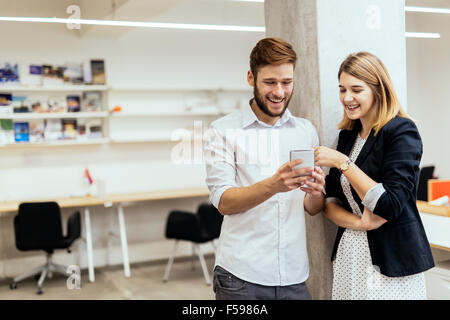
[42,65,65,86]
[66,95,81,112]
[44,119,62,141]
[20,64,43,86]
[0,119,14,144]
[83,59,106,85]
[29,119,45,143]
[77,119,87,140]
[62,119,77,139]
[63,62,83,84]
[12,95,29,113]
[87,119,102,139]
[14,122,29,142]
[0,61,20,85]
[82,91,102,112]
[0,93,13,114]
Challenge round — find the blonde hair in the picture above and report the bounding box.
[337,52,409,135]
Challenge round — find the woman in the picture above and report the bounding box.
[314,52,434,300]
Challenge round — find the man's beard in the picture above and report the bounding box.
[253,85,292,118]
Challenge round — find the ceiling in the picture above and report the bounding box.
[0,0,446,38]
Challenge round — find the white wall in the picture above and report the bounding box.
[0,19,262,276]
[406,12,450,179]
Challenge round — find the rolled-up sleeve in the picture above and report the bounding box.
[203,126,237,209]
[362,183,386,212]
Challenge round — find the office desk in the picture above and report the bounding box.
[417,201,450,252]
[0,187,210,282]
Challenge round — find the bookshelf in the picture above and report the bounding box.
[0,85,252,146]
[0,85,109,147]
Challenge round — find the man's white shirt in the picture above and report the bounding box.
[203,103,319,286]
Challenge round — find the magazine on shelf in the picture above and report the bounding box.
[83,59,106,85]
[82,91,102,112]
[0,93,12,114]
[42,65,64,86]
[67,95,81,112]
[0,62,20,85]
[44,119,62,141]
[0,119,14,144]
[12,95,29,113]
[87,119,102,139]
[62,119,77,139]
[14,122,29,142]
[29,120,45,143]
[77,119,88,140]
[20,64,42,86]
[64,62,83,84]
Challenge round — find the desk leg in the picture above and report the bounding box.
[117,204,131,278]
[84,208,95,283]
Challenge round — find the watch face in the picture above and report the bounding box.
[340,162,348,171]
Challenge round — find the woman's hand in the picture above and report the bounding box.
[300,166,326,197]
[358,207,387,231]
[314,146,348,168]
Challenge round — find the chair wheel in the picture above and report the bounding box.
[10,282,17,290]
[37,288,43,295]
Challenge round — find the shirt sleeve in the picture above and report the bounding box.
[203,125,237,209]
[362,183,386,212]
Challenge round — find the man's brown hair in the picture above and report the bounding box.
[250,37,297,79]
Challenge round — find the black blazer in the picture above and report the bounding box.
[325,116,434,277]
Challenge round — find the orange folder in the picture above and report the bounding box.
[428,179,450,201]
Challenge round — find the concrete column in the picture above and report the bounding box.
[265,0,406,299]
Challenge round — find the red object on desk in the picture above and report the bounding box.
[428,179,450,201]
[85,168,94,185]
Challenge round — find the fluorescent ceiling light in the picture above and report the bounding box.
[405,32,440,38]
[0,16,265,32]
[0,16,440,39]
[405,6,450,14]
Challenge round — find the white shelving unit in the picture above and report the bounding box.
[0,85,109,147]
[107,86,251,143]
[0,85,252,146]
[0,85,108,92]
[1,112,109,120]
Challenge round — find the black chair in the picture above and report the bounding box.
[417,166,436,201]
[10,202,81,294]
[163,203,223,285]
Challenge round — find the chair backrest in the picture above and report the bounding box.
[197,203,223,240]
[417,166,435,201]
[14,202,66,252]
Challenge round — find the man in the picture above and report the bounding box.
[203,37,325,300]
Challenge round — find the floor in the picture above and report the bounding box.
[0,256,216,300]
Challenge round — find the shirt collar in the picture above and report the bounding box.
[242,99,296,128]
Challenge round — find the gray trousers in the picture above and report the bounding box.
[213,266,312,300]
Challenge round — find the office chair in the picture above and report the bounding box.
[10,202,81,294]
[417,166,435,201]
[163,203,223,285]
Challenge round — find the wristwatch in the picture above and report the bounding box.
[339,158,352,172]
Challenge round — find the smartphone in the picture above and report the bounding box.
[290,149,315,181]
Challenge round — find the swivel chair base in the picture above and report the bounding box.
[10,252,74,294]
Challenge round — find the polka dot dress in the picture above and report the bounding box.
[331,135,427,300]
